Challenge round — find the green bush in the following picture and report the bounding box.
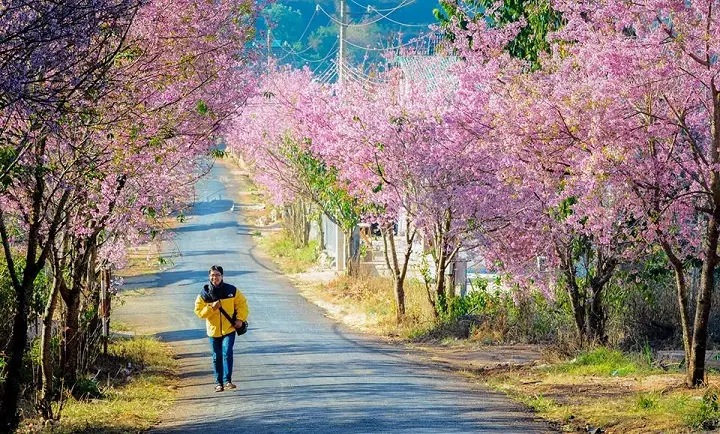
[431,277,577,344]
[687,387,720,430]
[71,376,103,400]
[437,278,504,321]
[635,392,659,410]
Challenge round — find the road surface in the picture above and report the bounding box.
[115,161,553,433]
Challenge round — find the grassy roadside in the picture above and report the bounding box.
[21,326,178,434]
[256,231,319,274]
[480,347,720,433]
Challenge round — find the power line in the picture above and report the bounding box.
[347,0,414,14]
[317,3,424,28]
[311,40,340,74]
[342,31,438,52]
[272,8,335,64]
[295,8,319,43]
[359,3,429,28]
[293,39,340,65]
[341,60,385,86]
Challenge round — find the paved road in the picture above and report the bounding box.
[115,161,553,433]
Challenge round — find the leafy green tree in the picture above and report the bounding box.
[434,0,562,68]
[282,138,363,275]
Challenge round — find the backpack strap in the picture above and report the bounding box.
[218,306,235,324]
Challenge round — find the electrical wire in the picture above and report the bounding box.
[359,3,430,28]
[340,61,385,88]
[347,0,414,13]
[270,9,323,62]
[311,40,341,73]
[295,8,319,43]
[292,39,340,64]
[342,60,385,84]
[317,4,419,28]
[343,31,437,52]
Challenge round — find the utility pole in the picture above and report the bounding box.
[266,17,272,71]
[337,0,347,85]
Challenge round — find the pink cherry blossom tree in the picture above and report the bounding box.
[0,0,260,426]
[542,0,720,387]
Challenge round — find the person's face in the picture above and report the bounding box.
[209,270,223,287]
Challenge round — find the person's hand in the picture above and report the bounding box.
[234,320,244,329]
[211,301,221,310]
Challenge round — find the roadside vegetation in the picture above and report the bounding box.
[484,348,720,433]
[259,233,319,274]
[18,328,177,434]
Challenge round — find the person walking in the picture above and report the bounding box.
[194,265,249,392]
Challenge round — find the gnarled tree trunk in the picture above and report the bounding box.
[381,222,417,322]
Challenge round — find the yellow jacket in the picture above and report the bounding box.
[194,282,249,338]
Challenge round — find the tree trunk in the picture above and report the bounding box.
[302,201,310,247]
[344,229,359,276]
[383,226,405,321]
[587,255,615,345]
[0,279,34,430]
[434,243,448,313]
[448,261,457,298]
[39,273,62,419]
[587,284,606,344]
[659,240,693,384]
[284,199,311,248]
[317,213,325,252]
[566,279,586,344]
[0,193,67,431]
[61,290,81,385]
[688,81,720,387]
[690,212,719,386]
[557,244,586,345]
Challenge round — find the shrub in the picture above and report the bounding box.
[686,386,720,430]
[635,393,659,410]
[71,376,103,400]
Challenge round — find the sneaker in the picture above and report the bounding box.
[225,382,237,390]
[214,384,224,392]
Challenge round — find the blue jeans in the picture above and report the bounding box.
[209,332,236,385]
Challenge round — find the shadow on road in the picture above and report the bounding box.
[181,249,236,257]
[154,398,531,433]
[175,221,238,233]
[185,199,234,217]
[156,329,208,343]
[123,269,256,291]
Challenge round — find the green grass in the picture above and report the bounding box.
[28,333,178,433]
[685,386,720,430]
[109,321,132,332]
[481,348,720,433]
[520,394,557,413]
[546,347,653,377]
[260,231,318,273]
[635,392,660,410]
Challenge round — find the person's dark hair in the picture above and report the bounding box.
[209,265,224,275]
